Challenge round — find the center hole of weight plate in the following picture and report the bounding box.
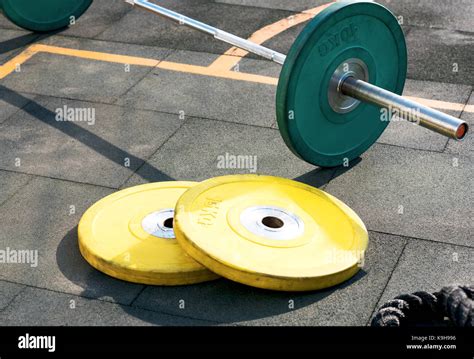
[261,216,284,229]
[141,209,176,239]
[328,58,369,114]
[163,217,174,229]
[240,206,305,241]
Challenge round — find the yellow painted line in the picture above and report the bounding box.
[406,96,470,113]
[0,44,160,80]
[464,104,474,113]
[209,3,333,71]
[35,44,160,67]
[0,47,37,80]
[157,60,277,85]
[0,44,277,85]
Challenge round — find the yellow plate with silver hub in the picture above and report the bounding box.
[78,182,219,285]
[174,175,368,291]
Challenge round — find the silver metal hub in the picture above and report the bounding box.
[240,206,304,241]
[328,58,369,114]
[142,209,175,239]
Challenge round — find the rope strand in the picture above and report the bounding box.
[371,285,473,327]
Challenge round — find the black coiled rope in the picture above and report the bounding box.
[371,285,473,327]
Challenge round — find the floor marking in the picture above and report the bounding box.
[464,103,474,113]
[0,47,37,80]
[157,60,277,85]
[209,3,333,71]
[37,44,160,67]
[406,96,467,113]
[0,44,277,85]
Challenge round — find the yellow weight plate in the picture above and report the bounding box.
[78,182,219,285]
[175,175,368,291]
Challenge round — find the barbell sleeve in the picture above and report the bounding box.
[341,77,468,140]
[128,0,468,141]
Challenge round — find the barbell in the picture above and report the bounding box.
[0,0,468,167]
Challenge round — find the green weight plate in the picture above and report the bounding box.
[276,1,407,167]
[2,0,92,32]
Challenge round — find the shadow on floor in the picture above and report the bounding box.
[294,157,362,189]
[0,32,39,55]
[0,29,63,57]
[56,226,366,325]
[0,86,174,182]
